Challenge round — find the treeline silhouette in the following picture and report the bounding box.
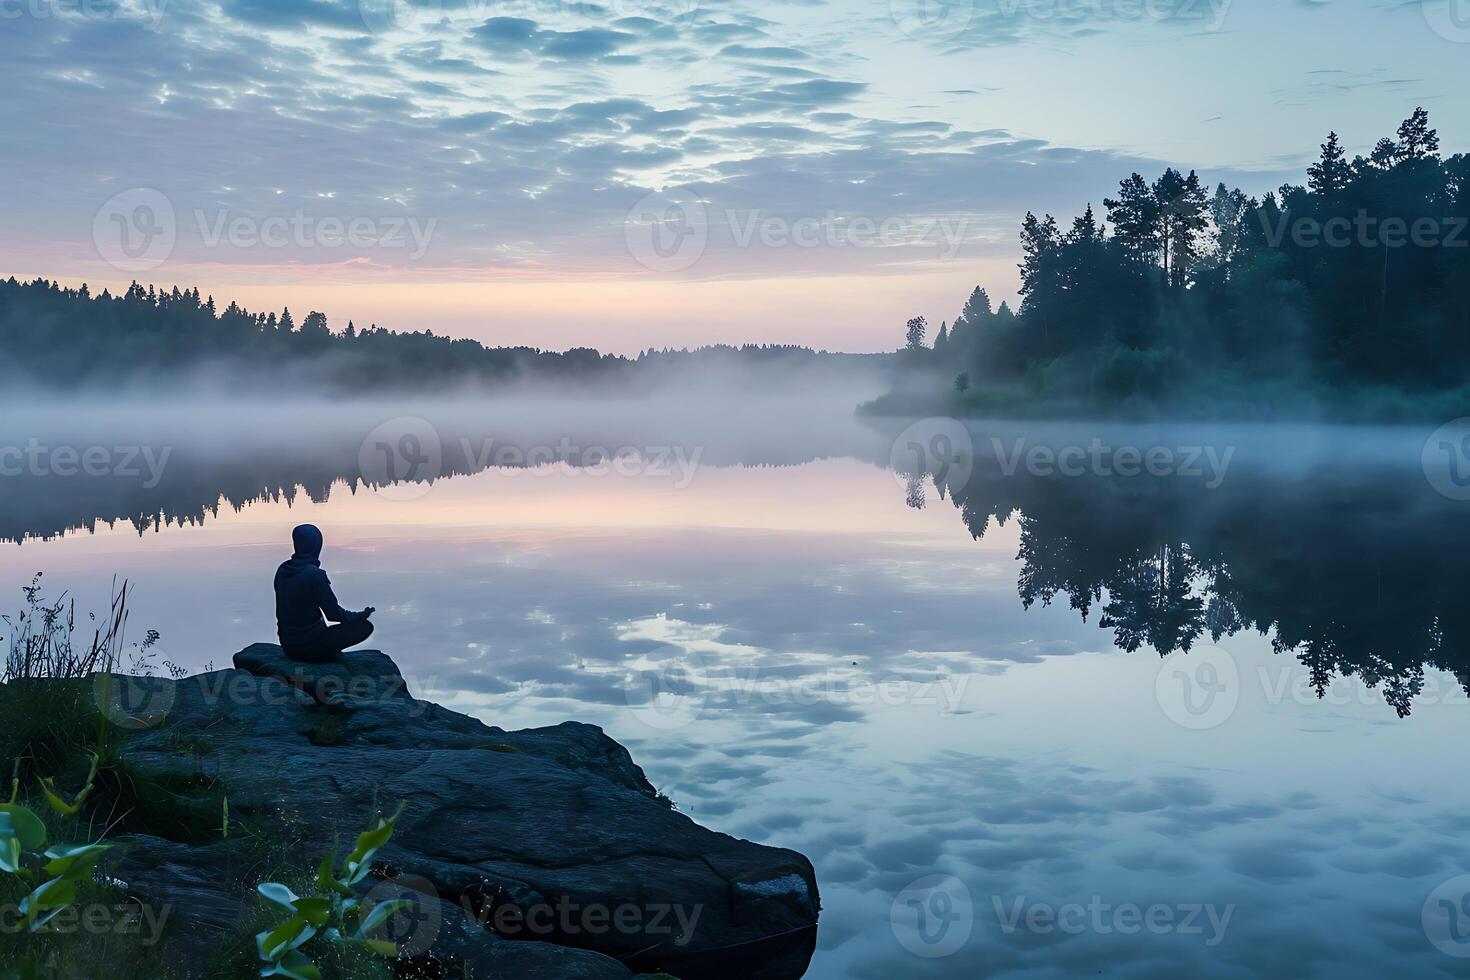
[0,277,881,393]
[870,107,1470,418]
[894,444,1470,718]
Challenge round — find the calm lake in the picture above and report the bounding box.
[4,399,1470,978]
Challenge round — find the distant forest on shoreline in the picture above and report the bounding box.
[867,107,1470,421]
[0,276,887,396]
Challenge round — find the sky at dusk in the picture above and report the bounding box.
[4,0,1468,352]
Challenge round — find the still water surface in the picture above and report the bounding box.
[3,402,1469,978]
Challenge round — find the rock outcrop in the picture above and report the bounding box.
[102,646,820,979]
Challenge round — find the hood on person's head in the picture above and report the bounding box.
[291,524,324,562]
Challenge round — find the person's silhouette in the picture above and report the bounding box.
[274,524,376,663]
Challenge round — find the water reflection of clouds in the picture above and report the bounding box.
[418,525,981,688]
[400,529,1100,740]
[825,752,1470,979]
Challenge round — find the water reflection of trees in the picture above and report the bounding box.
[0,424,856,545]
[928,461,1469,717]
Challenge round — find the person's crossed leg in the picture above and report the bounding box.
[286,618,376,664]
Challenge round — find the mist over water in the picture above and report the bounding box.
[0,381,1449,542]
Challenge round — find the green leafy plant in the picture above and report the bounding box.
[0,756,112,974]
[255,803,410,980]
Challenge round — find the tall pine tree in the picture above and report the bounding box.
[1307,132,1351,196]
[1018,211,1059,297]
[1104,174,1161,266]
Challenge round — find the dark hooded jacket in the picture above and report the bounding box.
[274,524,365,649]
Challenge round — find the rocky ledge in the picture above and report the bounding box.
[102,645,820,979]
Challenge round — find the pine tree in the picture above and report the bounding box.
[1207,183,1252,268]
[1396,107,1439,161]
[1069,204,1101,242]
[934,320,949,349]
[1018,212,1059,296]
[1369,138,1399,170]
[1153,169,1208,287]
[956,286,992,326]
[1306,132,1351,196]
[946,288,991,353]
[1104,173,1161,265]
[279,308,295,332]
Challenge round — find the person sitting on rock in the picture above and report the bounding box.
[274,523,376,663]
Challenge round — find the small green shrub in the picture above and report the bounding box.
[0,757,113,977]
[253,803,409,980]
